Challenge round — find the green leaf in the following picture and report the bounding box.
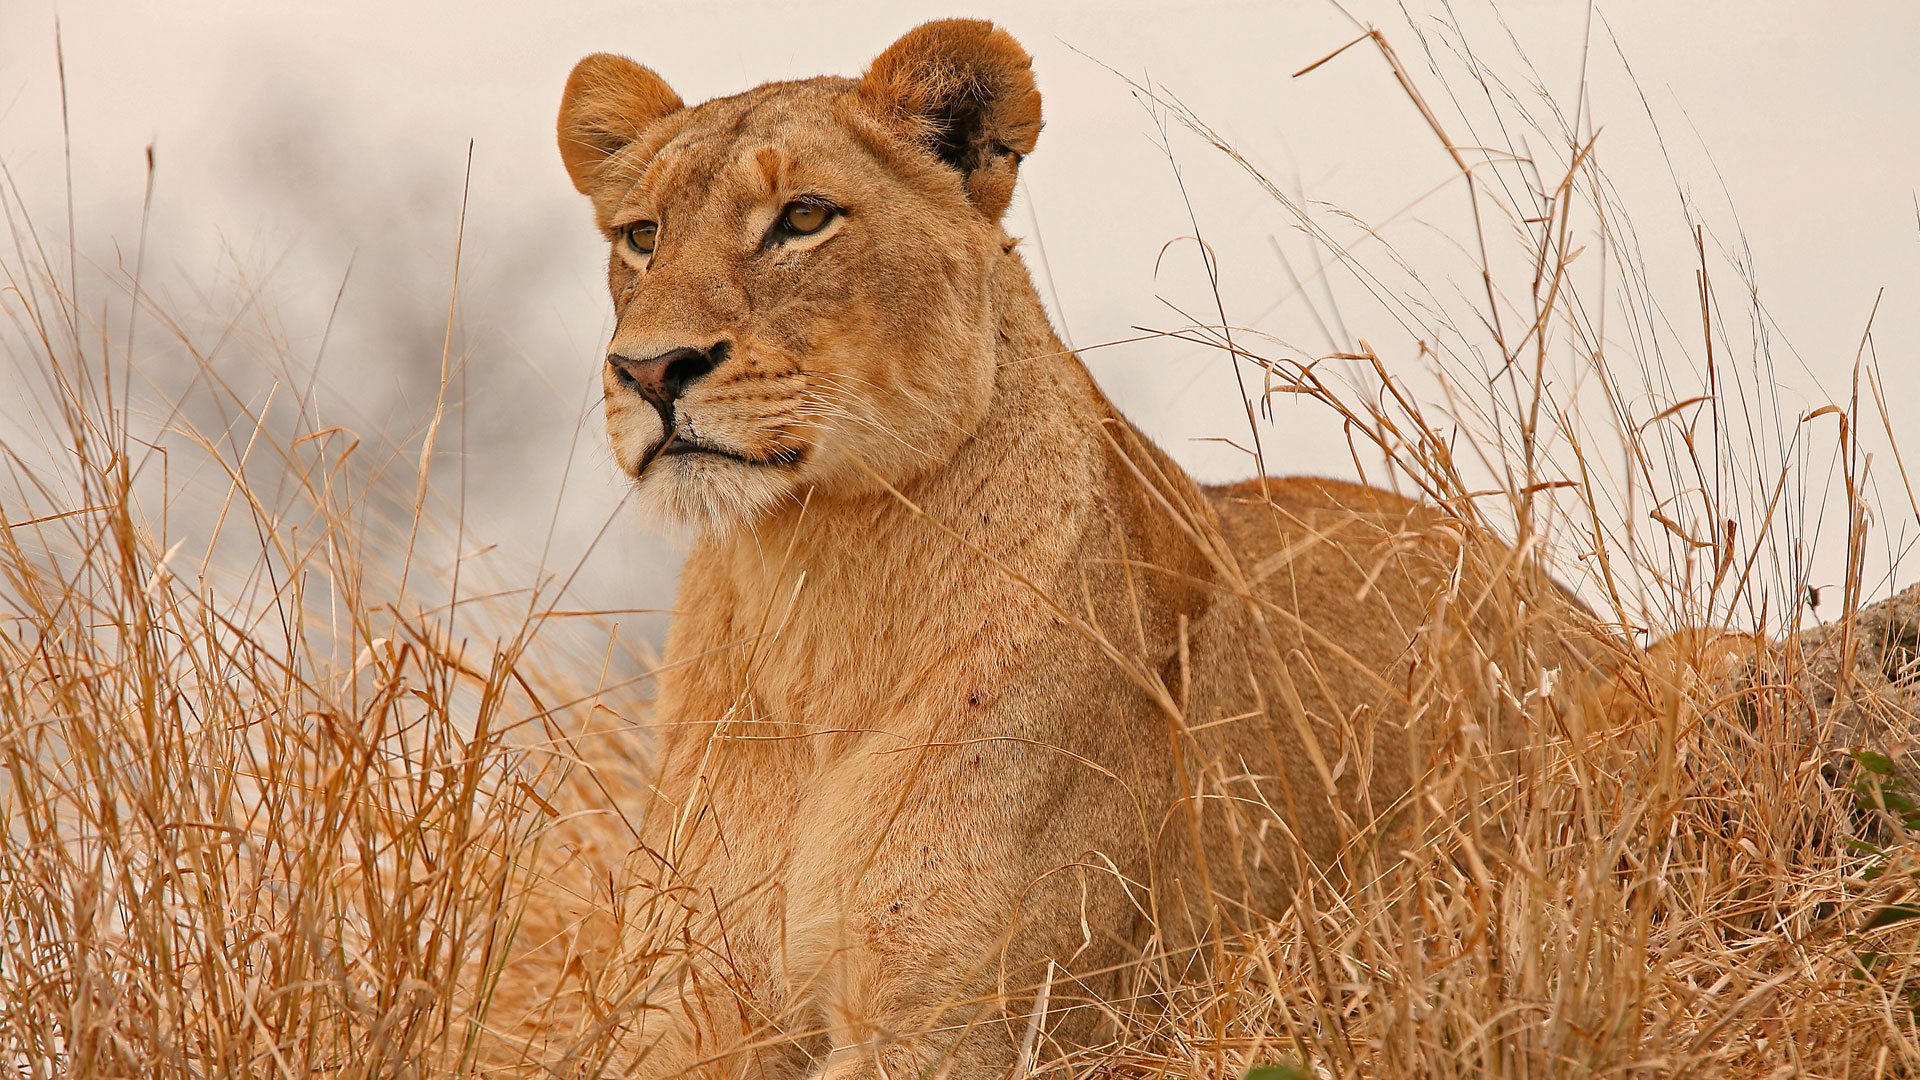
[1881,789,1918,813]
[1852,949,1885,978]
[1853,749,1898,777]
[1865,904,1920,930]
[1246,1066,1313,1080]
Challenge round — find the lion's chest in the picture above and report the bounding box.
[722,561,1009,754]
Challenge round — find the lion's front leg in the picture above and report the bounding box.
[806,1038,1008,1080]
[602,975,817,1080]
[602,709,818,1077]
[783,714,1151,1080]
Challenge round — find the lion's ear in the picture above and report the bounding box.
[557,53,683,194]
[860,19,1041,220]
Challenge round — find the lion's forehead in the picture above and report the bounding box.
[613,78,881,213]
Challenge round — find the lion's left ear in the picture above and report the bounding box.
[860,19,1041,220]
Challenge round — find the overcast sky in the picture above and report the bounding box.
[2,1,1915,627]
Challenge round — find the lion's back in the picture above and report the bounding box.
[1159,475,1587,933]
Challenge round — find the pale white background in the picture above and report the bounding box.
[2,1,1915,632]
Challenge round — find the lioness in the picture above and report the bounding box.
[556,19,1590,1078]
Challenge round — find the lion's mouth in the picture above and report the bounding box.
[656,432,802,468]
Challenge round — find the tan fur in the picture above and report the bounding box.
[555,20,1595,1078]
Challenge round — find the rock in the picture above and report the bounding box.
[1789,581,1920,753]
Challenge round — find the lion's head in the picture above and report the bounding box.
[556,20,1042,527]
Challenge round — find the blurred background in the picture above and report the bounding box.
[2,0,1915,639]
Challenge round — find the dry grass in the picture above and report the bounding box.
[4,14,1919,1080]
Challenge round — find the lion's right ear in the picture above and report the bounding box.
[557,54,683,194]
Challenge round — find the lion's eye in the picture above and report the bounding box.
[779,202,833,236]
[623,221,658,256]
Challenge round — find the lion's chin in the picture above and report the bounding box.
[629,453,798,534]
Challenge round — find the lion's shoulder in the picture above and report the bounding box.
[1208,474,1423,520]
[1204,476,1434,558]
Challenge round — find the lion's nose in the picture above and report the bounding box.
[608,342,729,407]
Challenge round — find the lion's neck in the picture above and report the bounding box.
[681,250,1208,736]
